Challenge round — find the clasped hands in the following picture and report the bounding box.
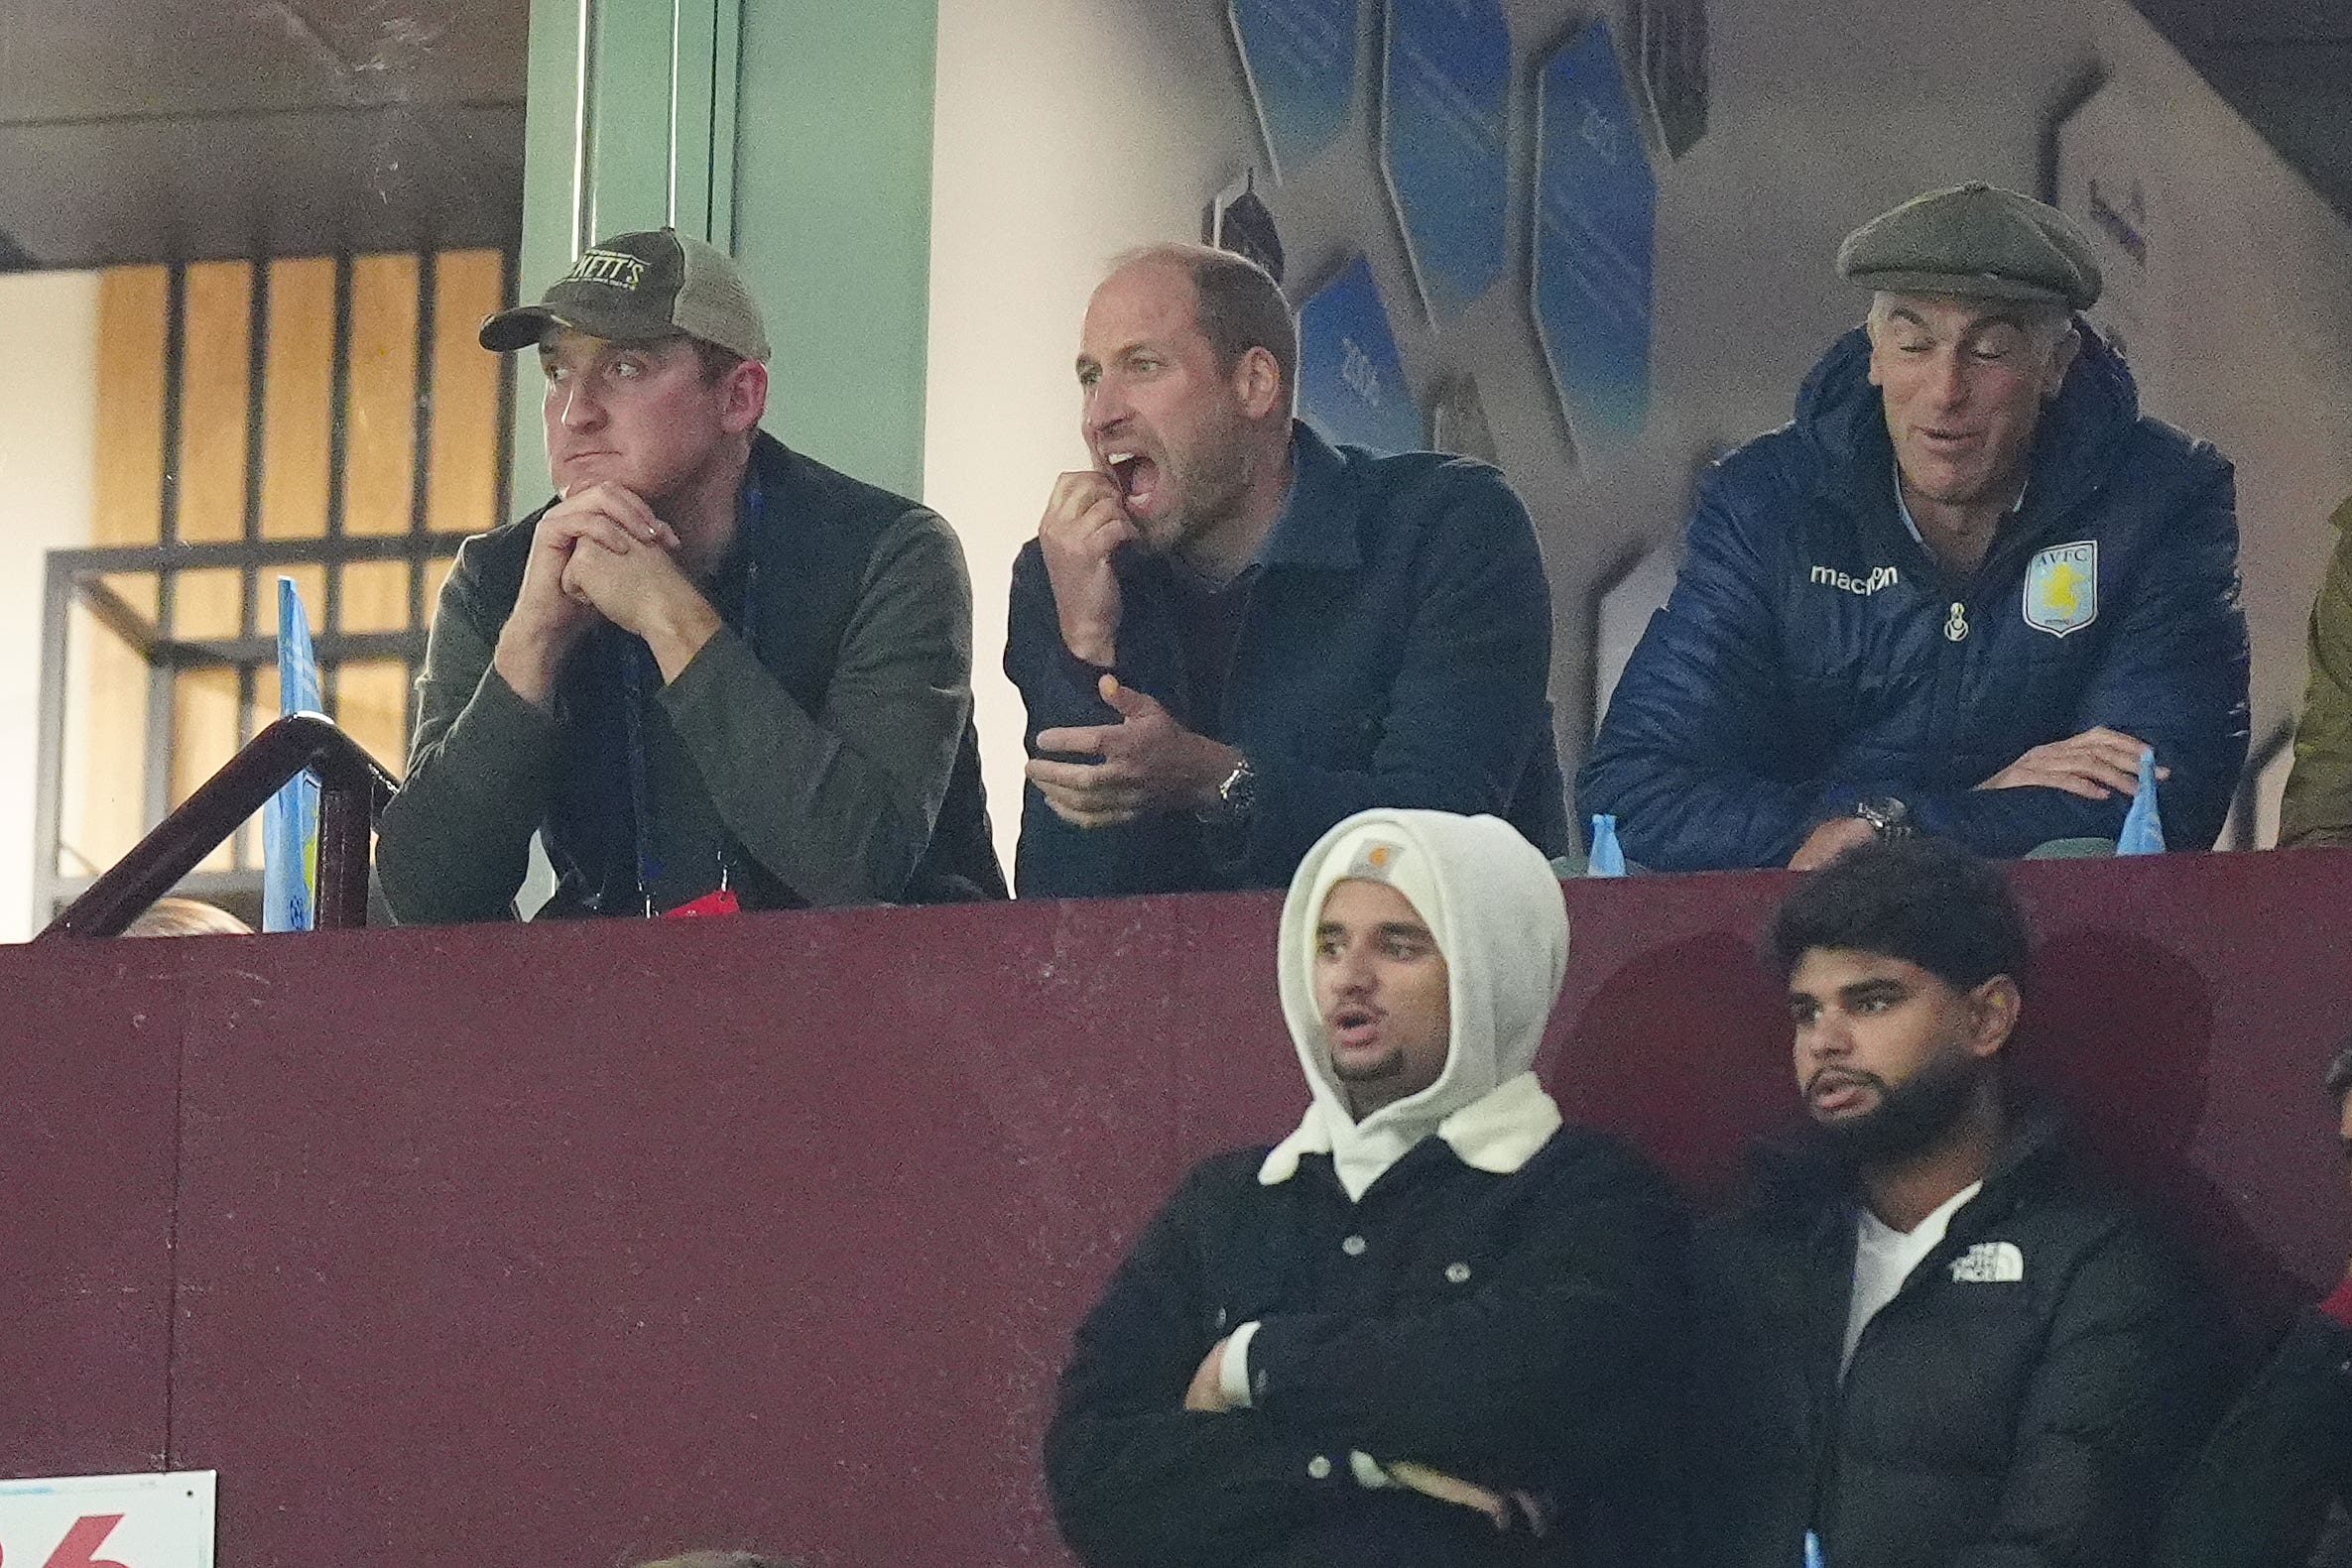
[496,481,723,703]
[1181,1336,1550,1537]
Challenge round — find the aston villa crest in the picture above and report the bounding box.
[2024,542,2099,638]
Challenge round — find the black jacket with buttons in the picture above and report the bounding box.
[1043,1125,1689,1568]
[1685,1108,2226,1568]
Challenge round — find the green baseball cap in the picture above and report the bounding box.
[1836,182,2102,313]
[479,227,771,362]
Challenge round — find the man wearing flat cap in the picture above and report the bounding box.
[1581,182,2250,870]
[378,227,1003,919]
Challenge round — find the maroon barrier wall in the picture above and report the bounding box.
[3,850,2349,1567]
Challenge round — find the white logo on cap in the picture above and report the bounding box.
[563,250,648,291]
[1344,840,1404,883]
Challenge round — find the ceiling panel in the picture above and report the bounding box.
[0,0,525,270]
[0,105,525,269]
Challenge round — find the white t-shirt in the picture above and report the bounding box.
[1841,1181,1983,1375]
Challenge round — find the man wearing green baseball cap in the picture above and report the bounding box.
[1581,181,2249,871]
[378,228,1004,919]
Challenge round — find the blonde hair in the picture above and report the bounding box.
[122,898,252,938]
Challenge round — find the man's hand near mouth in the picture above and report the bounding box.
[1038,468,1139,666]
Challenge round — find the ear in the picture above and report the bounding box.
[2041,327,2082,402]
[1232,344,1284,421]
[721,358,769,434]
[1964,975,2022,1060]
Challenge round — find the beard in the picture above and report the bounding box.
[1809,1047,1986,1165]
[1153,417,1261,558]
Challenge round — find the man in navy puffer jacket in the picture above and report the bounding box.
[1580,183,2249,872]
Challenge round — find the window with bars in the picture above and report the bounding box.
[34,247,517,927]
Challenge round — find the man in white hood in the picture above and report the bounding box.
[1045,808,1688,1567]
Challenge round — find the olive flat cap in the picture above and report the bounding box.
[1836,181,2102,312]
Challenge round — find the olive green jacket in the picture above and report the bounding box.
[377,431,1003,920]
[2281,496,2352,848]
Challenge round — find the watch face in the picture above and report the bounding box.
[1854,797,1910,836]
[1217,761,1257,820]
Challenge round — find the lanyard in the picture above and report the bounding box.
[618,478,765,915]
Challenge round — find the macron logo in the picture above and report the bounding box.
[1949,1241,2025,1284]
[1810,564,1899,596]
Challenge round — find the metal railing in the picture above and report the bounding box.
[38,713,396,939]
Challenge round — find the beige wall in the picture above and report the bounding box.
[0,270,102,941]
[2056,26,2352,836]
[926,0,1260,872]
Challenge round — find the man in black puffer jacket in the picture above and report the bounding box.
[1688,839,2225,1567]
[1580,183,2249,871]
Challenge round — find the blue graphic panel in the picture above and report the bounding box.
[1228,0,1359,181]
[1382,0,1511,321]
[1534,22,1657,441]
[1297,258,1423,455]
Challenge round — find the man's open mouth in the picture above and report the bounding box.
[1806,1069,1879,1111]
[1104,450,1159,509]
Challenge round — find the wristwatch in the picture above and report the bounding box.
[1199,756,1258,828]
[1851,795,1914,841]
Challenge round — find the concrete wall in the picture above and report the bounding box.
[2053,27,2352,837]
[0,270,101,943]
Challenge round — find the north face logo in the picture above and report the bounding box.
[1949,1241,2025,1283]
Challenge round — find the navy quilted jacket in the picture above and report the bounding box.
[1009,422,1570,897]
[1579,323,2250,871]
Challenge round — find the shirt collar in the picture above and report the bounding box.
[1892,459,2025,547]
[701,468,767,591]
[1252,421,1361,573]
[1857,1178,1982,1244]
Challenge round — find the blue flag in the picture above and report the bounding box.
[1589,813,1627,877]
[2116,747,2166,856]
[263,577,322,931]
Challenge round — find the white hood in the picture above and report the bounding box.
[1262,809,1570,1201]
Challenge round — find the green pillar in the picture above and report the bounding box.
[512,0,936,507]
[731,0,937,497]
